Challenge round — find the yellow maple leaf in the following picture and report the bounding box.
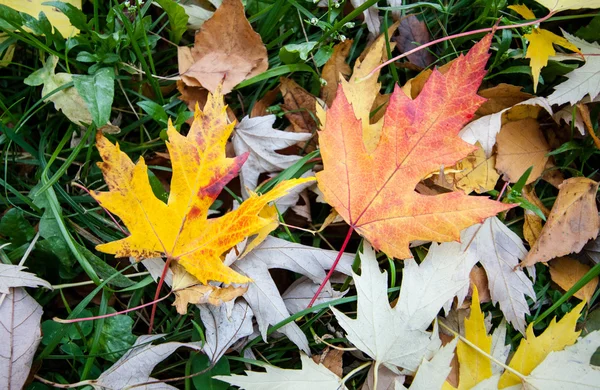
[92,89,314,285]
[498,301,585,388]
[509,4,580,92]
[444,286,493,390]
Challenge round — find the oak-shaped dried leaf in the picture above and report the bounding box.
[318,34,512,260]
[495,117,551,184]
[521,177,600,266]
[549,257,599,302]
[177,0,267,94]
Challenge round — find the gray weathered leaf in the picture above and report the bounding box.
[199,300,254,363]
[282,277,347,314]
[396,339,457,390]
[233,115,312,197]
[233,236,354,354]
[94,334,202,390]
[331,244,440,373]
[0,288,44,390]
[0,264,51,293]
[214,354,347,390]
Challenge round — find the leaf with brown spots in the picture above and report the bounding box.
[92,89,314,284]
[521,177,600,267]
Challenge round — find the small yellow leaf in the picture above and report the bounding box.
[508,4,536,20]
[498,301,585,388]
[456,286,493,389]
[524,28,580,92]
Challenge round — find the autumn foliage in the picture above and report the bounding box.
[92,91,313,284]
[317,34,512,259]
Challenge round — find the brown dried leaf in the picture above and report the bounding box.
[178,0,267,94]
[321,40,353,107]
[521,177,600,266]
[171,264,248,313]
[549,257,599,302]
[476,84,533,117]
[495,118,550,184]
[312,348,344,378]
[250,87,280,118]
[280,78,318,150]
[394,15,434,69]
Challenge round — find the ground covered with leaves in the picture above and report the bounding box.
[1,0,600,389]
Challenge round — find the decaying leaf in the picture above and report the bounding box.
[317,34,512,260]
[431,217,534,333]
[92,334,202,389]
[495,117,551,184]
[171,263,247,313]
[321,40,353,107]
[177,0,267,94]
[0,288,45,390]
[521,177,600,267]
[394,15,434,69]
[92,89,314,285]
[232,115,312,197]
[23,55,93,125]
[350,0,380,38]
[549,257,599,302]
[476,83,532,117]
[214,354,347,390]
[547,32,600,106]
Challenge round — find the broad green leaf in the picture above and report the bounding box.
[154,0,188,44]
[72,67,115,127]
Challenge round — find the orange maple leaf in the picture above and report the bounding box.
[92,90,314,284]
[316,34,513,259]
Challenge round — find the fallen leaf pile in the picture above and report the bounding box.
[4,0,600,388]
